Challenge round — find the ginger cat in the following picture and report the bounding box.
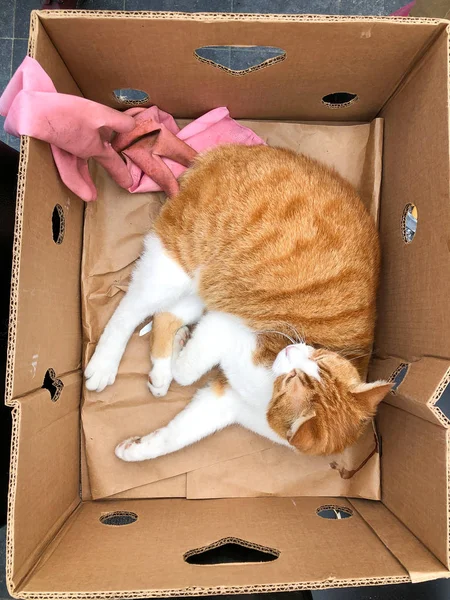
[85,145,391,462]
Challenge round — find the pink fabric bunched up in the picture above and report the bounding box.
[0,57,265,201]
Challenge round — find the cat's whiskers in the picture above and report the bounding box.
[285,322,305,344]
[338,347,367,358]
[346,352,371,363]
[257,329,296,345]
[273,320,305,344]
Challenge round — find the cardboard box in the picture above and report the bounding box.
[5,10,450,597]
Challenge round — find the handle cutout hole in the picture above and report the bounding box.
[52,204,65,245]
[389,363,409,393]
[195,46,286,76]
[322,92,358,108]
[184,537,279,565]
[113,88,149,106]
[42,368,64,402]
[316,505,353,520]
[100,511,138,526]
[401,203,418,243]
[435,379,450,420]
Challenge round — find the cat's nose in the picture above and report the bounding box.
[286,344,301,355]
[286,343,311,360]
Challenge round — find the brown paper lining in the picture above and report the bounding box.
[81,119,383,501]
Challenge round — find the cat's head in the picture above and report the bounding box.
[267,343,391,455]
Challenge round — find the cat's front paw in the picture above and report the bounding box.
[115,430,166,462]
[148,357,172,398]
[172,326,190,358]
[85,351,118,393]
[172,326,197,386]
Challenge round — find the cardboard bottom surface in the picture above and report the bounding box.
[21,497,412,596]
[81,119,384,501]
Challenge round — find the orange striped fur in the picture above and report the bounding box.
[150,145,385,454]
[156,145,379,364]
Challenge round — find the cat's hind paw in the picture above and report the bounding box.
[115,430,166,462]
[115,436,144,462]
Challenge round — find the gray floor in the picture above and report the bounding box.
[0,527,8,599]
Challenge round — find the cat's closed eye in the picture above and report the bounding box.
[284,370,297,383]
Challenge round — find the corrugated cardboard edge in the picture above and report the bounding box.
[4,10,450,598]
[37,10,444,25]
[429,367,450,565]
[4,37,33,589]
[427,362,450,565]
[4,133,30,409]
[15,577,411,599]
[4,15,60,597]
[4,18,36,409]
[6,405,20,596]
[194,53,286,78]
[430,365,450,427]
[381,357,450,427]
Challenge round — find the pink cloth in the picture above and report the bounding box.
[0,57,135,201]
[0,57,265,201]
[112,106,198,197]
[391,1,415,16]
[117,106,265,194]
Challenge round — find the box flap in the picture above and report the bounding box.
[376,29,450,362]
[40,12,444,121]
[371,356,450,426]
[21,497,409,595]
[7,373,81,594]
[350,499,449,583]
[6,20,84,405]
[378,403,449,568]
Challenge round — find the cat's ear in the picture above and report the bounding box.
[287,408,316,442]
[352,380,392,412]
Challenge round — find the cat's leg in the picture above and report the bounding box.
[171,312,232,387]
[169,313,288,447]
[115,377,238,462]
[85,233,193,393]
[237,402,291,448]
[148,313,183,398]
[148,295,204,398]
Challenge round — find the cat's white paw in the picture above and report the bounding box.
[147,380,170,398]
[148,357,172,398]
[85,352,118,393]
[173,326,190,357]
[172,326,196,386]
[115,430,166,462]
